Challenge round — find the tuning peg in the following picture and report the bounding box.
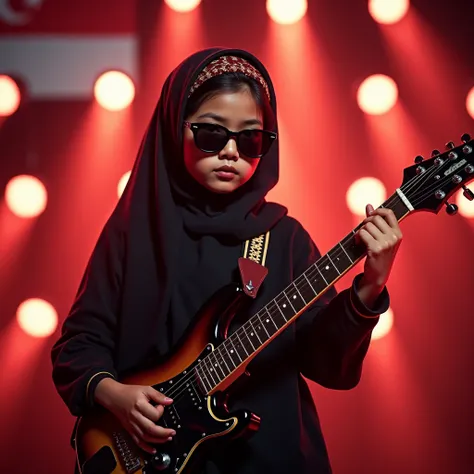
[445,202,458,215]
[445,141,455,150]
[431,149,441,157]
[461,133,471,143]
[414,155,424,164]
[462,185,474,201]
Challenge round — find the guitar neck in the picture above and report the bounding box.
[195,190,411,394]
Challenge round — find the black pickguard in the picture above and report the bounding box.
[130,345,258,474]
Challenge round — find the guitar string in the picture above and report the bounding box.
[160,158,439,400]
[404,158,472,203]
[160,166,443,405]
[211,150,472,377]
[159,153,468,404]
[159,164,440,403]
[158,190,405,403]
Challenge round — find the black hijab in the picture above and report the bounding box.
[109,48,287,366]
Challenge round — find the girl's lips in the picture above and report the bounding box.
[215,170,236,180]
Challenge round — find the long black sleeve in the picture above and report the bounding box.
[293,222,389,389]
[51,221,123,416]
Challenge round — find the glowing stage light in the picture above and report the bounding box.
[0,75,21,117]
[357,74,398,115]
[346,177,387,217]
[467,87,474,120]
[5,175,48,218]
[118,170,131,198]
[16,298,58,338]
[372,308,394,340]
[267,0,307,25]
[455,189,474,218]
[368,0,410,25]
[94,71,135,111]
[165,0,201,12]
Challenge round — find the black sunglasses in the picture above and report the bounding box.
[184,121,277,158]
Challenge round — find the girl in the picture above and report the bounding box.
[52,48,402,474]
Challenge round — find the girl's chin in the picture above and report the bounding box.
[204,180,240,194]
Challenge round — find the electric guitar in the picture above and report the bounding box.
[74,134,474,474]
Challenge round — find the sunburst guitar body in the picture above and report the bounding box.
[74,283,259,474]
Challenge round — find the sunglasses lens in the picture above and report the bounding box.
[194,124,228,153]
[238,130,269,158]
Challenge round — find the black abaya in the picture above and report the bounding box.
[51,48,389,474]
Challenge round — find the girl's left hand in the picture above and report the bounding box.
[356,204,403,307]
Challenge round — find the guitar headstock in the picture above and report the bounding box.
[400,133,474,215]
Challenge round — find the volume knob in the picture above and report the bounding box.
[150,452,171,471]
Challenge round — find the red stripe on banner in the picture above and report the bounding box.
[0,0,136,34]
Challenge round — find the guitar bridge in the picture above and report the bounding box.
[113,431,141,473]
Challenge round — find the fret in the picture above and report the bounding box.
[297,273,317,305]
[285,285,306,313]
[326,253,340,275]
[209,351,226,380]
[341,233,365,263]
[195,366,211,394]
[226,338,243,367]
[232,331,249,361]
[317,255,340,284]
[314,263,328,285]
[303,264,327,295]
[264,306,278,330]
[266,299,287,327]
[248,316,270,345]
[242,325,257,351]
[338,241,353,264]
[256,309,278,338]
[273,293,295,321]
[200,361,216,388]
[292,281,308,304]
[303,272,317,295]
[328,245,353,274]
[197,364,213,393]
[247,318,264,346]
[219,343,237,372]
[236,326,254,357]
[204,359,218,386]
[215,346,232,374]
[255,311,273,338]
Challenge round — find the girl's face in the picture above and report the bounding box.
[183,88,263,194]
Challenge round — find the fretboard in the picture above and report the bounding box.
[195,190,410,394]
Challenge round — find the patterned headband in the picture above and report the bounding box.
[188,55,271,101]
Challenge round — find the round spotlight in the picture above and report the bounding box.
[368,0,410,25]
[0,75,21,117]
[267,0,308,25]
[5,175,48,218]
[372,308,394,340]
[94,71,135,111]
[16,298,58,338]
[357,74,398,115]
[466,86,474,120]
[117,170,131,198]
[165,0,201,12]
[346,177,387,217]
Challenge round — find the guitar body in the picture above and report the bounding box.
[74,283,260,474]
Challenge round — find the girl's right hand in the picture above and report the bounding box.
[94,378,176,454]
